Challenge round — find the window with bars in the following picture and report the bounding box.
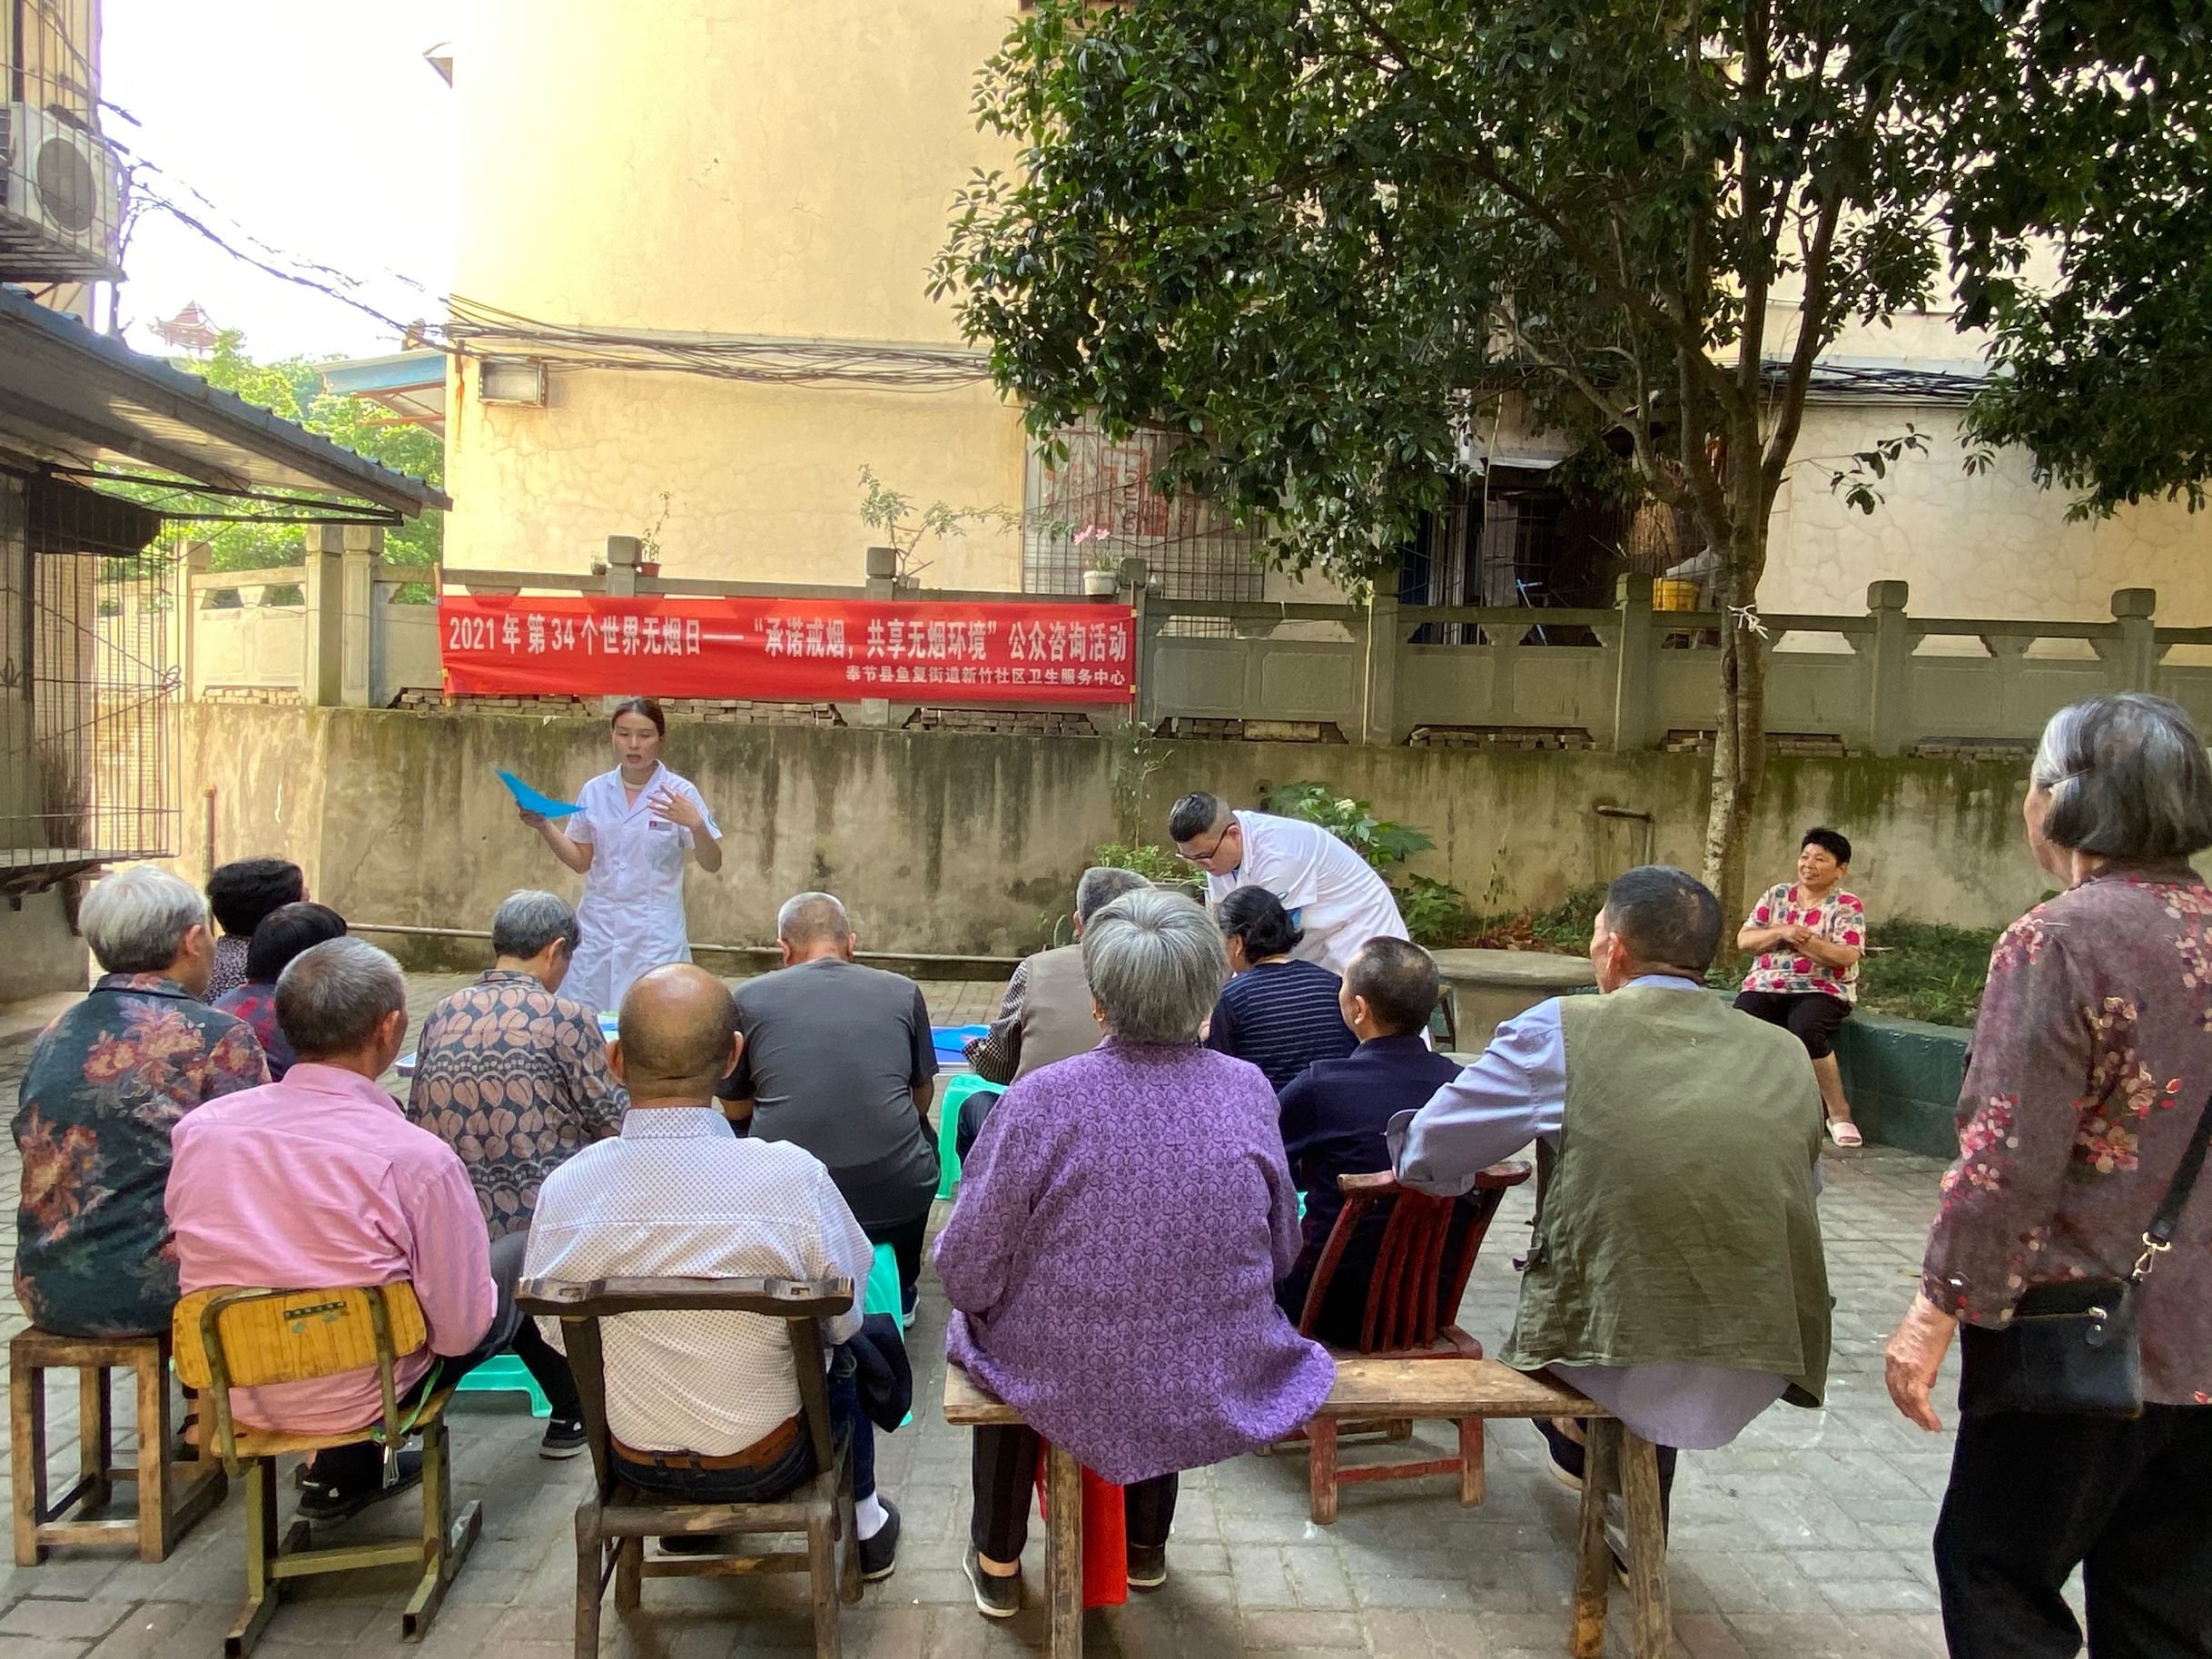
[1023,420,1263,634]
[0,474,177,889]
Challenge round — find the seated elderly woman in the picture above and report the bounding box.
[935,888,1335,1618]
[212,901,348,1080]
[405,889,626,1459]
[1733,826,1867,1146]
[13,866,267,1338]
[1205,884,1358,1091]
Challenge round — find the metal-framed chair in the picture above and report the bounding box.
[515,1274,864,1659]
[171,1282,479,1657]
[1290,1163,1532,1523]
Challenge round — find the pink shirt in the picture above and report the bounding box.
[167,1064,496,1435]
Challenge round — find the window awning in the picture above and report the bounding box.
[0,286,449,520]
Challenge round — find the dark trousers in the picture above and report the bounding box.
[970,1423,1176,1562]
[1733,989,1851,1061]
[612,1354,874,1504]
[1935,1405,2212,1659]
[312,1231,566,1487]
[865,1209,931,1304]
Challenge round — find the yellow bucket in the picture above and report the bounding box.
[1652,579,1699,613]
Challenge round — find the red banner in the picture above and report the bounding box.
[439,595,1136,704]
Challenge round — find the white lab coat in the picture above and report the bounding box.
[560,763,721,1015]
[1204,809,1408,976]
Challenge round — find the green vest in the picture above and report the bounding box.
[1500,987,1833,1406]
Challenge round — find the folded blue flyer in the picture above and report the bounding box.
[496,769,581,818]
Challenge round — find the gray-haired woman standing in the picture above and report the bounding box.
[1884,693,2212,1658]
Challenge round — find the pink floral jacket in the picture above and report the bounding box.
[1921,864,2212,1406]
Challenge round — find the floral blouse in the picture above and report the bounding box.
[1921,865,2212,1406]
[404,969,627,1238]
[1741,883,1865,1003]
[13,974,269,1338]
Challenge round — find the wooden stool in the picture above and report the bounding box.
[10,1328,227,1565]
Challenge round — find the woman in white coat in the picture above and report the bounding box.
[518,697,723,1014]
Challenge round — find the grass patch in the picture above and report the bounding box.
[1856,918,1999,1027]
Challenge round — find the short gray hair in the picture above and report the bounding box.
[777,892,851,946]
[2031,694,2212,862]
[1073,865,1148,923]
[276,938,407,1061]
[491,889,580,960]
[1081,887,1225,1043]
[81,867,207,974]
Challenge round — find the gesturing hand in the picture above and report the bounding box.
[518,807,548,830]
[649,787,705,831]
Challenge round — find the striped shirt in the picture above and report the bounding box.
[1205,959,1359,1091]
[521,1106,873,1456]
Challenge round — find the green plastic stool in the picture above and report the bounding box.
[455,1351,551,1417]
[864,1242,901,1320]
[934,1073,1005,1200]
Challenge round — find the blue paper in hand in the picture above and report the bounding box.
[497,769,582,819]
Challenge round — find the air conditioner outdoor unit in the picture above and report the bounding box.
[0,104,123,281]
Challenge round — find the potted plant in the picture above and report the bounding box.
[1075,524,1119,595]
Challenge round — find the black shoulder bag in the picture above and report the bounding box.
[1959,1090,2212,1419]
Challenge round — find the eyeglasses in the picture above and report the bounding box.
[1176,822,1233,864]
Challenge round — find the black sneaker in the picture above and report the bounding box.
[858,1498,900,1581]
[1535,1417,1585,1494]
[900,1284,919,1331]
[539,1415,588,1459]
[963,1545,1021,1618]
[1126,1542,1168,1590]
[298,1449,422,1522]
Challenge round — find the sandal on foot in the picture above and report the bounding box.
[1826,1119,1863,1148]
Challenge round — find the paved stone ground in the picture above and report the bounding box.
[0,976,1968,1659]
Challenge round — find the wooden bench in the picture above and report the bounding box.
[944,1358,1670,1659]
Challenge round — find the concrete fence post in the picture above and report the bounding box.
[1362,567,1400,746]
[840,545,906,728]
[1864,579,1913,758]
[2105,588,2160,692]
[1609,573,1656,752]
[604,534,642,599]
[1122,557,1156,730]
[340,525,381,708]
[301,525,345,706]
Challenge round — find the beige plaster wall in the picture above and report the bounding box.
[0,889,88,1002]
[172,706,2174,966]
[1765,404,2212,627]
[443,0,1031,586]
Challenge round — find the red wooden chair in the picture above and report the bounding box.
[1291,1163,1532,1524]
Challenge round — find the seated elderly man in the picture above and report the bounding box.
[203,856,307,1000]
[1276,936,1466,1343]
[524,964,899,1576]
[14,867,268,1339]
[1391,866,1832,1522]
[958,864,1148,1155]
[408,890,625,1457]
[168,940,518,1523]
[717,894,937,1321]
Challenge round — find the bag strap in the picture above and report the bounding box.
[2133,1088,2212,1281]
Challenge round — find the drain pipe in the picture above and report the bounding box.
[1593,803,1655,869]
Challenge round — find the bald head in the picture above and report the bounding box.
[776,891,854,964]
[613,964,740,1104]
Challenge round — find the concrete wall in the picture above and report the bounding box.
[169,704,2186,968]
[0,889,87,1002]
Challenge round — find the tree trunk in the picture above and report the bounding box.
[1701,519,1769,935]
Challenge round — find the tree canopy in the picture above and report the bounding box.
[133,331,444,572]
[933,0,2212,914]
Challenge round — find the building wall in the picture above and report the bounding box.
[443,0,1029,585]
[0,889,87,1002]
[1766,404,2212,628]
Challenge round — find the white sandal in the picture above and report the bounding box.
[1826,1119,1863,1148]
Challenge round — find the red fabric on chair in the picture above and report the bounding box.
[1033,1443,1128,1607]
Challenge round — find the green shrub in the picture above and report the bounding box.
[1091,842,1201,890]
[1259,781,1433,872]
